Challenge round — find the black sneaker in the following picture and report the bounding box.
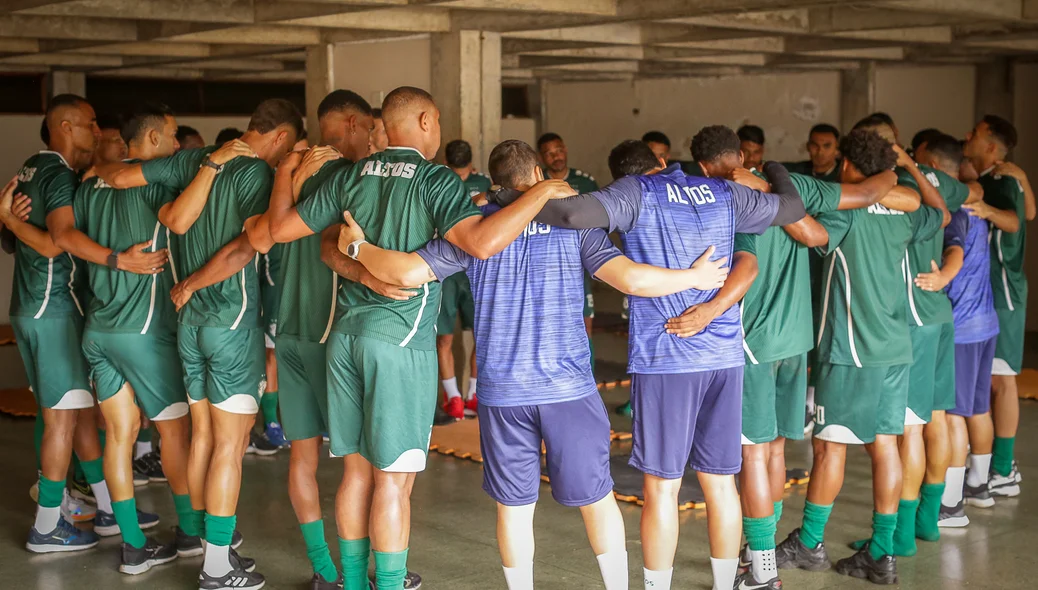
[135,451,167,483]
[834,543,898,585]
[230,546,256,573]
[132,467,149,487]
[176,527,245,558]
[937,500,970,528]
[734,570,782,590]
[369,571,422,589]
[964,481,995,508]
[246,431,279,456]
[199,565,264,590]
[310,572,342,590]
[120,538,178,575]
[775,528,831,572]
[69,477,94,504]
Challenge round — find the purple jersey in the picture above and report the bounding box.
[946,210,999,344]
[590,164,778,374]
[418,203,622,407]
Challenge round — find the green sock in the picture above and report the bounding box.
[744,515,776,551]
[300,520,339,584]
[773,500,784,525]
[204,513,236,547]
[261,391,279,425]
[172,494,200,536]
[80,457,105,485]
[34,411,44,471]
[38,476,65,508]
[993,436,1015,477]
[800,501,833,550]
[137,426,153,443]
[891,499,919,557]
[374,549,408,590]
[72,455,85,482]
[869,511,898,560]
[113,498,146,549]
[339,537,371,590]
[915,483,944,542]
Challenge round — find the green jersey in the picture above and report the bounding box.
[276,158,351,342]
[741,173,842,363]
[897,164,970,326]
[463,171,492,198]
[10,151,83,319]
[548,167,599,194]
[73,169,177,335]
[297,146,481,350]
[783,160,842,184]
[141,147,273,329]
[979,168,1028,311]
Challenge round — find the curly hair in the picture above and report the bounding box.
[840,129,896,177]
[690,125,740,163]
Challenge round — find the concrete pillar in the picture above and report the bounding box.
[305,43,335,143]
[49,71,85,98]
[974,57,1014,124]
[430,30,501,170]
[839,61,876,133]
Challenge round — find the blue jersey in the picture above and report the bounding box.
[590,164,779,374]
[946,210,999,344]
[417,201,622,407]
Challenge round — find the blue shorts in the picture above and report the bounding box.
[478,394,613,507]
[630,368,743,479]
[951,337,996,417]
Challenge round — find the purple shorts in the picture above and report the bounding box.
[951,337,996,417]
[477,394,613,507]
[630,368,743,479]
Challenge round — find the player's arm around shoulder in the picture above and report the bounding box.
[337,211,445,288]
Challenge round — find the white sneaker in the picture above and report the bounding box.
[62,489,96,523]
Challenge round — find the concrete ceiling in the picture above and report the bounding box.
[1,0,1037,83]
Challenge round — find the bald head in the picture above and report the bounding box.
[380,86,441,159]
[45,93,99,169]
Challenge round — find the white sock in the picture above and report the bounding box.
[502,562,534,590]
[750,549,778,582]
[966,454,992,487]
[597,551,629,590]
[643,567,673,589]
[943,466,965,506]
[806,386,816,415]
[91,480,113,513]
[34,504,60,533]
[442,378,461,400]
[135,441,152,459]
[710,557,739,590]
[204,543,233,577]
[466,377,478,400]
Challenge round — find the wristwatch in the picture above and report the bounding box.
[201,158,224,174]
[106,252,119,270]
[346,239,367,260]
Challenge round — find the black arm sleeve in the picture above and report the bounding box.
[763,161,807,226]
[532,195,611,230]
[1,227,15,254]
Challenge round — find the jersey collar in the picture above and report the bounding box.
[385,146,425,159]
[980,165,996,177]
[39,150,71,170]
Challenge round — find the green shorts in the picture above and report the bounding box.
[583,274,595,319]
[82,329,188,421]
[276,336,329,441]
[742,352,808,444]
[436,273,474,336]
[907,322,956,425]
[813,362,910,444]
[326,333,438,471]
[993,307,1024,375]
[178,324,266,414]
[12,315,93,410]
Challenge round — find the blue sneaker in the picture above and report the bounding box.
[27,516,99,553]
[94,508,161,537]
[265,422,289,448]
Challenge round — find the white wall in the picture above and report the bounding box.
[500,117,537,150]
[875,64,977,145]
[333,38,432,110]
[1014,63,1038,330]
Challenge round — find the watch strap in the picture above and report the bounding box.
[106,252,119,270]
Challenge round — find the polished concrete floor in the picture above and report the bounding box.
[1,328,1036,589]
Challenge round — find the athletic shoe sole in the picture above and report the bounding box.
[965,496,995,508]
[245,446,278,457]
[26,540,99,553]
[120,553,178,575]
[178,547,204,558]
[989,484,1020,497]
[201,582,264,590]
[94,523,120,537]
[69,489,96,505]
[938,515,970,528]
[149,475,169,483]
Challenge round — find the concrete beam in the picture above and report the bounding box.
[963,38,1038,51]
[617,0,826,19]
[503,23,642,45]
[798,46,906,61]
[809,6,969,33]
[4,0,78,10]
[278,6,450,31]
[0,38,40,53]
[0,52,122,67]
[0,14,138,40]
[637,62,743,77]
[829,26,954,44]
[501,38,604,54]
[451,10,600,32]
[656,36,786,53]
[534,60,639,72]
[442,0,617,16]
[20,0,255,24]
[254,0,370,23]
[840,60,875,133]
[158,25,323,45]
[305,43,334,140]
[661,53,771,66]
[71,42,212,58]
[520,45,644,59]
[665,9,810,34]
[873,0,1023,20]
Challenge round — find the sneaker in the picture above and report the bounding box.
[69,477,94,504]
[443,396,464,420]
[734,570,782,590]
[265,422,289,448]
[230,547,256,572]
[135,451,167,483]
[62,489,96,523]
[310,572,342,590]
[176,527,244,558]
[937,500,970,528]
[120,538,178,575]
[246,431,279,456]
[26,517,100,553]
[615,400,632,418]
[964,481,995,508]
[738,543,752,572]
[834,543,898,585]
[463,395,478,418]
[368,572,422,589]
[132,467,149,487]
[199,564,264,590]
[988,466,1021,498]
[94,508,161,537]
[775,528,831,572]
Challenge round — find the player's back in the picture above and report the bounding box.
[947,210,998,344]
[621,167,740,374]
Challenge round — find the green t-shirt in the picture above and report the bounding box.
[897,164,970,326]
[10,151,83,319]
[783,160,842,184]
[463,171,492,197]
[141,146,273,329]
[553,168,599,194]
[979,169,1028,311]
[72,168,177,335]
[276,158,351,342]
[740,172,842,363]
[296,146,481,350]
